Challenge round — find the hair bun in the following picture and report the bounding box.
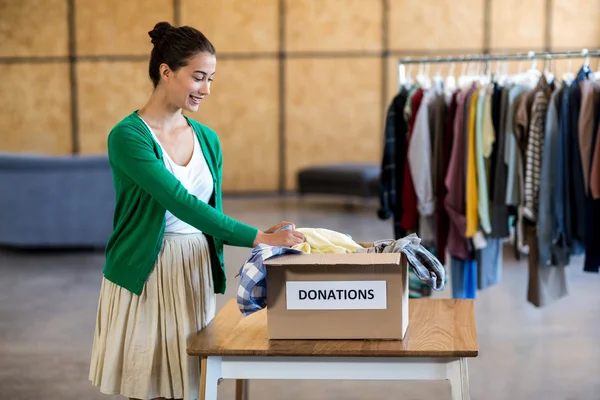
[149,21,173,46]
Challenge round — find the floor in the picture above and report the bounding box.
[1,196,599,400]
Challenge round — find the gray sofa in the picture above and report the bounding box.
[0,153,115,249]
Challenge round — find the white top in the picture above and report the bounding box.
[137,115,214,234]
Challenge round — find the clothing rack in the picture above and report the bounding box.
[392,48,600,267]
[397,49,600,87]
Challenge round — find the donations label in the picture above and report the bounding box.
[286,281,387,310]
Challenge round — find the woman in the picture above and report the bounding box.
[89,21,304,400]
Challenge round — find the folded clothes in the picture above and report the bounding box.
[237,227,445,316]
[292,227,363,254]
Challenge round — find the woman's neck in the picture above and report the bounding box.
[137,88,185,132]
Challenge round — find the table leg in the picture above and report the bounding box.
[199,356,221,400]
[235,379,249,400]
[446,357,469,400]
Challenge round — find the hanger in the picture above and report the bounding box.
[446,61,456,92]
[479,59,491,86]
[458,56,477,89]
[416,62,432,89]
[432,57,445,92]
[526,51,542,83]
[562,53,575,83]
[580,48,593,80]
[594,57,600,81]
[543,55,555,83]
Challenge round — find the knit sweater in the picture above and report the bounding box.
[103,111,258,295]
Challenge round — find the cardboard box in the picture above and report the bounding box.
[264,251,409,340]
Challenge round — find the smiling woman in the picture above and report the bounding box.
[87,21,305,400]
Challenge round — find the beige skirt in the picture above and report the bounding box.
[89,232,216,400]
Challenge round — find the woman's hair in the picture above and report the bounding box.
[147,21,216,88]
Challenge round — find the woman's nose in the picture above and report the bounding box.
[199,81,210,95]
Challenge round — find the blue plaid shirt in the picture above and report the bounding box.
[237,244,304,316]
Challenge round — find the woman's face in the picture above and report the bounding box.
[162,52,216,113]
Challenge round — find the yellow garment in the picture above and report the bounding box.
[465,89,480,238]
[292,227,363,254]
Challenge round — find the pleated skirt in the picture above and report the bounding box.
[89,232,216,400]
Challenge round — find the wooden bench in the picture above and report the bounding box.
[187,298,478,400]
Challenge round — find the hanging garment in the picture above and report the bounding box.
[553,85,573,264]
[450,257,477,299]
[538,85,568,267]
[523,91,551,222]
[567,75,587,252]
[408,90,437,243]
[583,94,600,273]
[592,113,600,200]
[445,85,477,259]
[505,90,526,208]
[525,223,569,308]
[436,92,458,265]
[490,84,511,238]
[522,89,569,307]
[378,88,409,222]
[475,87,492,235]
[400,89,425,232]
[431,93,447,212]
[465,89,481,238]
[476,237,502,290]
[578,81,600,194]
[430,93,448,259]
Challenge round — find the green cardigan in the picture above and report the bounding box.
[103,111,258,295]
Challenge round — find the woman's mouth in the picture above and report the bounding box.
[189,95,203,105]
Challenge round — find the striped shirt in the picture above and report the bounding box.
[523,91,550,221]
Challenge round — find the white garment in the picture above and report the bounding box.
[408,90,436,243]
[137,115,214,234]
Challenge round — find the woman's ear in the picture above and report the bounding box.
[159,63,171,82]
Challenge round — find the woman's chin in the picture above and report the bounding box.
[182,102,200,113]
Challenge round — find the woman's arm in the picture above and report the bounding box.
[108,124,257,247]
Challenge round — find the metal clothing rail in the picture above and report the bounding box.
[398,49,600,65]
[397,49,600,87]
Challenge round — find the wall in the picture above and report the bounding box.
[1,0,599,193]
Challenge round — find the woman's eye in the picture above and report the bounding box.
[194,77,203,82]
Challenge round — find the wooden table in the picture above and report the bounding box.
[187,298,478,400]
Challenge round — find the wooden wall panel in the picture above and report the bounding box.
[181,0,278,53]
[0,0,68,57]
[285,0,382,52]
[75,0,173,56]
[389,0,484,51]
[0,64,71,155]
[551,0,600,50]
[285,58,381,190]
[191,59,279,192]
[77,61,153,154]
[490,0,545,51]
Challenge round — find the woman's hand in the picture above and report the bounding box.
[264,221,296,233]
[253,229,305,247]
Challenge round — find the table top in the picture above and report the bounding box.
[187,298,478,358]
